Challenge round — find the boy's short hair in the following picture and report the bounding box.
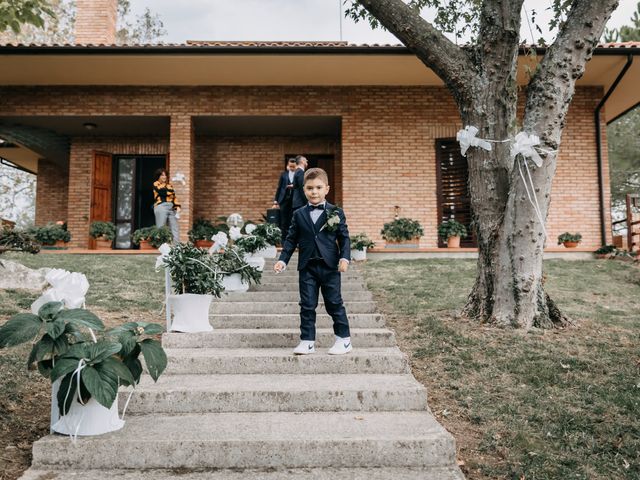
[304,168,329,185]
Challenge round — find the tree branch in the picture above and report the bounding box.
[356,0,477,103]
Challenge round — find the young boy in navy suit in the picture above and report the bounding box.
[274,168,352,355]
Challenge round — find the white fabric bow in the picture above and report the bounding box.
[171,173,186,185]
[511,132,544,168]
[244,223,256,234]
[456,126,492,157]
[229,226,242,241]
[209,232,229,254]
[155,243,172,270]
[31,269,90,313]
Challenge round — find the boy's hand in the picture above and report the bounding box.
[338,259,349,273]
[274,261,286,274]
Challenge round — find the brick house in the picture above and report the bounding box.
[0,0,638,250]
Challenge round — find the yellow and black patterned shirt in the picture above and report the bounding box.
[153,181,181,208]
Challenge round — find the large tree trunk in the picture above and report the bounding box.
[355,0,619,329]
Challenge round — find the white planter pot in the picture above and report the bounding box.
[51,378,124,436]
[352,248,367,262]
[255,245,277,258]
[168,293,213,333]
[222,273,250,292]
[243,254,265,272]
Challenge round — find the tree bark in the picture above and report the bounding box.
[356,0,619,328]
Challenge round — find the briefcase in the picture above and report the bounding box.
[266,208,280,225]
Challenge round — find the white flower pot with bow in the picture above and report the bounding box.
[254,245,277,258]
[168,293,214,333]
[352,248,367,262]
[243,254,265,272]
[222,273,250,292]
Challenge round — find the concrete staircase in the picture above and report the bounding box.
[21,257,465,479]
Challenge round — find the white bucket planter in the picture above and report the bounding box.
[243,254,265,272]
[168,293,213,333]
[255,245,277,258]
[51,378,124,436]
[352,248,367,262]
[222,273,250,292]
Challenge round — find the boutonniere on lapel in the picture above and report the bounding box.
[319,206,341,233]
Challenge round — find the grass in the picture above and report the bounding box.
[362,258,640,480]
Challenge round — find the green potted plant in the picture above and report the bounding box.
[160,242,223,332]
[132,226,172,250]
[188,218,219,248]
[213,245,262,292]
[437,219,468,248]
[594,244,616,259]
[381,217,424,248]
[557,232,582,248]
[30,222,71,248]
[235,234,269,271]
[350,233,375,261]
[0,301,166,436]
[252,223,282,257]
[0,226,40,254]
[89,221,116,250]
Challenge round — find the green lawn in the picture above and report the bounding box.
[363,258,640,480]
[0,253,638,479]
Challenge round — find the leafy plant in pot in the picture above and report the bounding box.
[188,218,219,248]
[235,234,269,271]
[0,301,167,436]
[29,222,71,248]
[251,223,282,257]
[161,242,223,332]
[381,217,424,248]
[133,226,172,250]
[437,219,468,248]
[89,221,116,250]
[213,245,262,292]
[557,232,582,248]
[594,244,616,259]
[350,233,375,261]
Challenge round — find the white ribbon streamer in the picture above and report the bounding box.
[456,126,493,156]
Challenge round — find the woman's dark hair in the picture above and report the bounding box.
[154,168,168,181]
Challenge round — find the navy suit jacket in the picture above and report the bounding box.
[291,168,307,210]
[274,170,293,205]
[279,202,351,271]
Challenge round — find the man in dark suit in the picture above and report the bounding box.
[275,167,352,356]
[291,155,308,211]
[273,157,297,240]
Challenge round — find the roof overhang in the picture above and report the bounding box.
[0,44,638,122]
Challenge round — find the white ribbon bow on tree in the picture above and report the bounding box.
[510,132,544,168]
[456,126,492,157]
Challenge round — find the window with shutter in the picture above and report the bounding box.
[435,139,477,247]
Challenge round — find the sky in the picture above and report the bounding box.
[130,0,639,45]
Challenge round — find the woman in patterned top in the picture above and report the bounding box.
[153,169,181,243]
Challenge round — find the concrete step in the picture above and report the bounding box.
[251,282,366,292]
[162,328,396,349]
[220,290,373,302]
[211,301,377,314]
[31,411,458,470]
[122,374,427,414]
[162,347,410,375]
[21,467,465,480]
[257,276,365,286]
[209,313,384,329]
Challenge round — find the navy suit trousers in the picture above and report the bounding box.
[298,259,350,341]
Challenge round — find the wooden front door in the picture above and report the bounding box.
[89,151,113,248]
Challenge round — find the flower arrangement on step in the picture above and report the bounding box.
[29,222,71,248]
[350,233,375,261]
[437,219,468,248]
[0,226,40,254]
[0,270,167,437]
[213,244,262,292]
[249,222,281,257]
[159,242,223,332]
[381,217,423,248]
[132,226,172,250]
[235,234,269,271]
[89,221,116,250]
[557,232,582,248]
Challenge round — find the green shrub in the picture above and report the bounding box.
[381,218,424,242]
[89,221,116,241]
[253,223,282,245]
[132,226,172,248]
[236,235,268,254]
[0,226,40,254]
[594,245,616,255]
[213,245,262,286]
[437,219,468,239]
[161,242,223,296]
[29,223,71,245]
[188,218,219,242]
[557,232,582,244]
[350,233,375,250]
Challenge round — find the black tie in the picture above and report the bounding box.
[308,204,325,211]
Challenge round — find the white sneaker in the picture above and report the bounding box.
[293,340,316,355]
[328,337,353,355]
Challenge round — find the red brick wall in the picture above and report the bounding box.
[0,85,610,249]
[74,0,117,45]
[194,136,340,223]
[35,159,68,225]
